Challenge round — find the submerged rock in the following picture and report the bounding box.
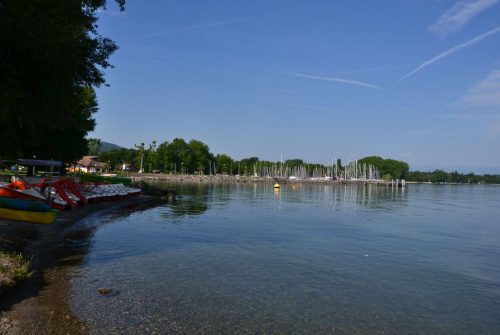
[98,288,112,295]
[135,182,177,201]
[160,190,177,202]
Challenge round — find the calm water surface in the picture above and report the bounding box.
[62,183,500,334]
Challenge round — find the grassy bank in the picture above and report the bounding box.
[0,251,32,294]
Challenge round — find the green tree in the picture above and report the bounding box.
[336,159,343,170]
[99,148,130,171]
[285,159,304,168]
[188,139,212,174]
[157,141,171,173]
[429,169,448,183]
[238,157,259,175]
[171,138,192,174]
[134,143,145,173]
[146,140,157,173]
[87,138,102,156]
[157,138,192,174]
[215,154,233,174]
[358,156,409,179]
[0,1,124,163]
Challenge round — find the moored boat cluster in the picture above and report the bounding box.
[0,178,141,224]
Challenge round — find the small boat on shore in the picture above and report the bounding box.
[0,159,140,224]
[0,206,58,224]
[0,196,52,212]
[0,195,57,224]
[1,179,140,211]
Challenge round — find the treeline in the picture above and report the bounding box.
[406,170,500,184]
[93,139,500,183]
[97,138,330,176]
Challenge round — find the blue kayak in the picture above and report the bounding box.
[0,196,52,212]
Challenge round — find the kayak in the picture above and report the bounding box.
[0,196,52,212]
[0,207,58,224]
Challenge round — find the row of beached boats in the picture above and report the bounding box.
[0,178,141,224]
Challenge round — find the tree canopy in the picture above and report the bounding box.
[0,0,124,162]
[358,156,409,179]
[87,138,102,156]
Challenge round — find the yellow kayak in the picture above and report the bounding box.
[0,207,58,224]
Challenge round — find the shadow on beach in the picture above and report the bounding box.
[0,196,161,335]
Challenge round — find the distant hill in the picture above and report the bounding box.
[100,141,123,152]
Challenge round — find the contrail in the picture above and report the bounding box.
[333,64,415,75]
[128,18,249,41]
[398,25,500,83]
[289,72,382,90]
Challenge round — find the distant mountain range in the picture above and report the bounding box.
[101,141,123,152]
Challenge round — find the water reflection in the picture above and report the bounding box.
[149,182,410,226]
[155,181,408,212]
[161,200,209,220]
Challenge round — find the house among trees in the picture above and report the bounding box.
[115,162,132,172]
[71,156,106,173]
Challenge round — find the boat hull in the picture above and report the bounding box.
[0,197,52,212]
[0,207,58,224]
[0,187,38,200]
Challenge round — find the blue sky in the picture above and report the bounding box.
[91,0,500,173]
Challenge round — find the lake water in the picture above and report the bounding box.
[61,183,500,334]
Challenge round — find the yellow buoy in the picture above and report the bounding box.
[273,183,280,189]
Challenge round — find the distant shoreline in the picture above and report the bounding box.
[126,173,499,186]
[128,173,398,185]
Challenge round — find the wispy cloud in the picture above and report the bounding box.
[332,64,416,76]
[279,103,341,114]
[452,69,500,108]
[397,25,500,82]
[428,0,499,36]
[289,72,382,90]
[128,18,249,42]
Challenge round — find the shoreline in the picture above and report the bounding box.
[128,173,406,186]
[127,173,500,186]
[0,195,159,335]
